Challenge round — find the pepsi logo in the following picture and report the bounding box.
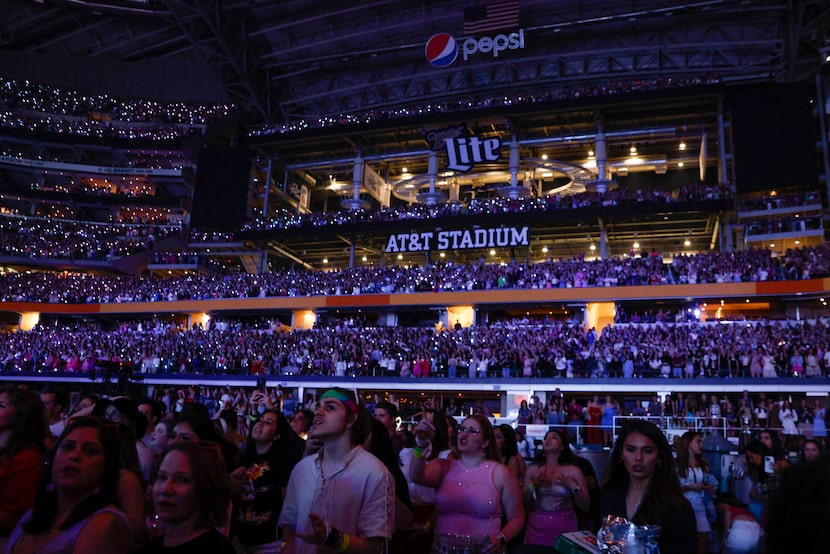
[425,33,458,67]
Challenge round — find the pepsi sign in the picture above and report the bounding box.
[425,33,458,68]
[426,30,525,66]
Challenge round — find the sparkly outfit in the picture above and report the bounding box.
[524,482,578,545]
[433,459,501,548]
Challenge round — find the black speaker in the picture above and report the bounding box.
[191,146,251,230]
[729,83,819,193]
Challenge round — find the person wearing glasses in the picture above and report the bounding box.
[409,414,524,553]
[278,387,394,554]
[7,417,133,554]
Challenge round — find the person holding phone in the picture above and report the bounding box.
[742,440,782,525]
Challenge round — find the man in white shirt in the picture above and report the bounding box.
[279,388,394,554]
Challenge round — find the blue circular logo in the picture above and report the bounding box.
[425,33,458,67]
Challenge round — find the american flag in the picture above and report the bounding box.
[463,0,520,35]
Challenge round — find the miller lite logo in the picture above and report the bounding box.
[425,33,458,67]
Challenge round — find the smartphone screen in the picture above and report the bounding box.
[764,455,775,474]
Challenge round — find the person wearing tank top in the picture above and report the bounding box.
[409,414,524,553]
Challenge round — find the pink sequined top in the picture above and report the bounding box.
[434,459,502,537]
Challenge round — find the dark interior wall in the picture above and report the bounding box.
[728,82,819,193]
[191,146,251,231]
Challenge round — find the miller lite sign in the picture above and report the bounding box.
[420,124,503,172]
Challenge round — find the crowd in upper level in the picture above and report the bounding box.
[251,72,722,136]
[0,214,181,263]
[0,243,826,303]
[0,76,234,141]
[1,315,828,380]
[238,182,732,233]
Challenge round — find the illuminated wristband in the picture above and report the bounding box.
[529,483,537,491]
[337,533,351,552]
[413,445,425,458]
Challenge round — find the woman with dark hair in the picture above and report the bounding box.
[742,439,783,524]
[676,431,716,554]
[169,405,240,473]
[138,442,234,553]
[521,429,590,547]
[230,409,302,553]
[410,414,524,553]
[366,418,414,535]
[0,387,48,549]
[495,424,527,483]
[7,416,133,553]
[799,438,822,463]
[600,419,695,554]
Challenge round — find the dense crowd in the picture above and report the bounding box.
[0,77,233,124]
[0,376,823,553]
[0,214,181,263]
[2,316,830,382]
[240,182,732,233]
[251,73,722,136]
[0,242,827,303]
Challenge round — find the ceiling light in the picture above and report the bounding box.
[401,167,408,173]
[361,255,367,262]
[489,249,496,256]
[541,246,548,253]
[678,162,684,167]
[322,258,328,263]
[684,239,691,246]
[541,154,548,160]
[589,244,596,251]
[633,242,640,249]
[679,141,686,150]
[629,145,637,155]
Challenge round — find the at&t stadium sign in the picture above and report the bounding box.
[385,225,529,253]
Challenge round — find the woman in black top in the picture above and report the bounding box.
[600,419,695,554]
[230,409,302,552]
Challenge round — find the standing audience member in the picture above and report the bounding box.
[278,388,394,554]
[521,429,590,547]
[600,419,695,554]
[0,387,48,551]
[289,409,313,441]
[496,424,527,483]
[764,453,830,553]
[410,414,524,552]
[230,409,302,553]
[375,400,408,455]
[714,492,761,554]
[40,388,67,439]
[138,442,235,553]
[7,417,133,554]
[799,438,822,463]
[676,431,716,554]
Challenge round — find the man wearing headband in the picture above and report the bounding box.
[279,387,394,554]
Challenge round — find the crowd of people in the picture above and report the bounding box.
[238,182,732,233]
[0,241,827,304]
[250,73,722,136]
[0,382,823,553]
[2,316,830,384]
[0,75,234,142]
[0,214,181,263]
